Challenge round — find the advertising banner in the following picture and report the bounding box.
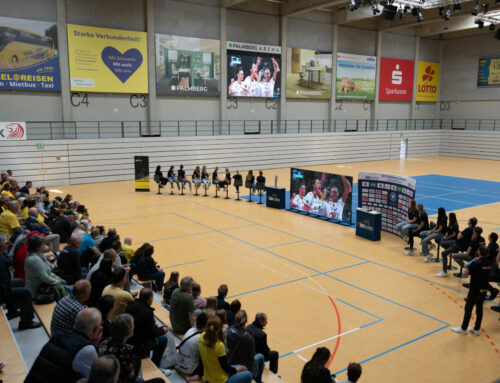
[0,122,26,140]
[286,48,332,99]
[67,24,148,93]
[379,57,414,101]
[358,172,416,237]
[134,156,149,192]
[477,56,500,87]
[227,41,281,98]
[416,61,439,102]
[290,168,353,222]
[0,16,60,91]
[155,34,220,96]
[336,52,376,100]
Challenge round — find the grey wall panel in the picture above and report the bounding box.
[440,130,500,161]
[419,38,440,62]
[227,10,279,46]
[0,93,62,122]
[156,97,220,120]
[287,18,333,52]
[69,94,148,121]
[413,102,438,119]
[225,98,279,121]
[0,0,56,20]
[285,99,329,120]
[377,102,411,119]
[439,100,500,120]
[381,32,415,60]
[338,26,376,56]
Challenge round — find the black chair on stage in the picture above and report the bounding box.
[431,241,442,263]
[202,182,210,197]
[193,180,200,196]
[245,180,254,202]
[180,180,185,196]
[153,174,163,195]
[452,254,468,278]
[214,182,220,198]
[224,179,231,199]
[256,181,266,205]
[234,178,243,200]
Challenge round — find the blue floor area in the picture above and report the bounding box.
[242,174,500,228]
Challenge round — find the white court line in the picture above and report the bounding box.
[296,354,308,362]
[292,327,361,354]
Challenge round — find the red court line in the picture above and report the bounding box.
[326,295,342,368]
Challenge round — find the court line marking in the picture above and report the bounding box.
[296,354,308,362]
[295,327,361,355]
[161,260,203,270]
[264,240,305,249]
[92,201,191,215]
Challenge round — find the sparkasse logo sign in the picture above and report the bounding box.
[379,57,414,101]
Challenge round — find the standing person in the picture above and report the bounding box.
[453,226,485,268]
[242,57,262,97]
[452,246,492,335]
[436,212,459,276]
[167,165,181,193]
[336,363,363,383]
[57,235,83,285]
[201,166,211,190]
[485,232,499,300]
[300,347,333,383]
[178,164,192,193]
[170,276,195,335]
[406,204,429,256]
[246,313,279,374]
[396,200,419,241]
[135,243,164,293]
[421,207,447,262]
[154,166,168,186]
[192,166,202,193]
[197,314,252,383]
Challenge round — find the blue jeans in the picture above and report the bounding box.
[180,178,192,191]
[168,177,180,191]
[396,221,418,237]
[420,231,443,255]
[142,271,165,291]
[254,353,265,383]
[152,334,167,366]
[226,370,253,383]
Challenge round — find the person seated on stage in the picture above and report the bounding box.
[246,312,279,374]
[453,226,485,269]
[421,207,447,262]
[233,170,243,192]
[154,165,168,187]
[217,284,231,310]
[245,170,256,192]
[191,282,207,312]
[192,166,202,192]
[396,200,419,241]
[167,165,181,193]
[335,362,363,383]
[178,164,192,193]
[441,217,476,269]
[300,347,333,383]
[201,166,211,190]
[163,270,179,305]
[218,168,231,190]
[212,166,221,189]
[121,237,135,264]
[256,170,266,190]
[435,212,459,277]
[405,204,429,256]
[485,232,499,301]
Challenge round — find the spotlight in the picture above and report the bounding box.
[482,3,488,13]
[404,5,411,12]
[416,8,424,22]
[490,23,496,31]
[382,3,397,18]
[453,2,461,10]
[439,6,445,17]
[444,7,451,19]
[372,1,381,14]
[472,2,480,15]
[398,7,405,18]
[349,0,358,11]
[476,19,484,29]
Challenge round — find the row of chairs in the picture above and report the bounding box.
[154,176,267,204]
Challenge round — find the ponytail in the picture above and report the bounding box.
[203,315,221,347]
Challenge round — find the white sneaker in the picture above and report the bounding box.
[423,255,433,262]
[451,327,467,335]
[436,271,448,277]
[404,250,414,256]
[468,328,480,336]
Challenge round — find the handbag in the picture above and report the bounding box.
[34,284,56,305]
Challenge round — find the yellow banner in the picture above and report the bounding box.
[416,61,439,102]
[67,24,148,93]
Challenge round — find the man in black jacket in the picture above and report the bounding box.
[246,312,279,374]
[52,210,77,244]
[126,288,168,366]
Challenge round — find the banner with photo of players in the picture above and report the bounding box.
[227,51,281,98]
[289,168,353,222]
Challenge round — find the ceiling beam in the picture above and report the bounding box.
[220,0,250,8]
[281,0,345,16]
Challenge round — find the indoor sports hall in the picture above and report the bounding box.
[1,1,500,383]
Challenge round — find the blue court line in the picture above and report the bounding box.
[335,298,383,321]
[331,324,450,377]
[222,223,257,231]
[161,259,203,270]
[140,230,215,244]
[264,240,305,249]
[190,201,465,294]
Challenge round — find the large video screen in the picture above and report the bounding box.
[290,168,353,222]
[227,51,281,98]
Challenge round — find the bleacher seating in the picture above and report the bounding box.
[0,312,27,383]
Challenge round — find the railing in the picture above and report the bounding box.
[23,119,500,140]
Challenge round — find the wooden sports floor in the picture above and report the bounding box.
[53,156,500,383]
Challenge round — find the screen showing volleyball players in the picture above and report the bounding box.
[290,168,353,222]
[227,52,281,98]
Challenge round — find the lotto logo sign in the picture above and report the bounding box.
[416,61,440,102]
[0,122,26,140]
[379,57,414,101]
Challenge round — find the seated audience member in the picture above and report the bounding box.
[178,164,192,192]
[14,231,43,282]
[201,166,211,189]
[191,282,207,311]
[192,166,202,192]
[57,235,83,284]
[167,165,181,193]
[197,314,252,383]
[93,226,106,248]
[246,312,279,373]
[53,210,77,244]
[24,235,68,300]
[24,207,61,253]
[79,355,121,383]
[102,267,133,319]
[0,233,41,330]
[154,165,168,186]
[170,276,195,335]
[206,295,218,311]
[96,295,115,340]
[98,313,165,383]
[135,243,164,292]
[26,308,103,382]
[0,195,9,213]
[486,232,499,300]
[336,362,363,383]
[51,279,91,335]
[80,228,101,268]
[226,299,241,327]
[406,204,429,256]
[126,288,168,366]
[18,198,31,221]
[396,200,418,241]
[453,226,485,268]
[421,207,447,262]
[88,257,114,307]
[0,184,15,199]
[177,311,209,378]
[0,200,21,238]
[111,240,126,267]
[227,310,265,383]
[129,242,153,279]
[121,237,135,264]
[436,212,459,277]
[217,284,231,310]
[73,220,90,240]
[216,309,229,344]
[232,171,243,192]
[99,228,120,253]
[452,246,492,335]
[87,249,122,280]
[20,181,32,196]
[441,217,477,266]
[212,166,221,189]
[300,347,333,383]
[163,270,179,304]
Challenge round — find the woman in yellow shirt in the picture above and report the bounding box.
[197,315,252,383]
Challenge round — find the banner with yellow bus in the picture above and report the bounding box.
[0,16,60,91]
